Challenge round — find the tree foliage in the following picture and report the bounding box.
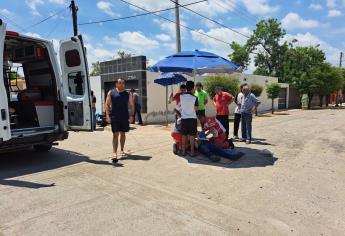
[250,84,263,97]
[229,42,250,70]
[115,50,133,59]
[266,83,281,113]
[229,18,290,79]
[203,75,240,98]
[90,61,100,76]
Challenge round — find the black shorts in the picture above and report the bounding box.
[181,118,197,136]
[196,110,206,118]
[111,118,130,133]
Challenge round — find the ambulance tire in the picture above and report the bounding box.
[34,143,53,152]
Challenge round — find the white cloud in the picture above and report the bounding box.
[241,0,279,15]
[25,0,44,16]
[190,27,251,58]
[125,0,236,17]
[0,8,14,17]
[309,3,323,10]
[326,0,336,8]
[84,43,115,65]
[48,0,66,4]
[181,0,236,17]
[104,31,159,55]
[154,19,188,39]
[281,12,319,29]
[97,1,118,17]
[328,9,342,17]
[24,32,42,38]
[155,34,171,42]
[284,32,341,66]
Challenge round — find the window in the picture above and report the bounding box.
[65,49,81,67]
[68,72,85,95]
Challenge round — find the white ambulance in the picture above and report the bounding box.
[0,20,92,152]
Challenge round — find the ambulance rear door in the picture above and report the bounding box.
[59,35,92,131]
[0,20,11,142]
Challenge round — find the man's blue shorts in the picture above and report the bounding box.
[111,118,130,133]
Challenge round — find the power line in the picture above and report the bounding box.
[79,0,207,25]
[221,0,258,23]
[115,0,230,45]
[25,7,69,30]
[170,0,250,39]
[0,13,27,32]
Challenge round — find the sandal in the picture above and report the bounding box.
[111,157,118,163]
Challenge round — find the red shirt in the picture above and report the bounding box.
[173,93,182,105]
[204,117,226,134]
[213,92,233,115]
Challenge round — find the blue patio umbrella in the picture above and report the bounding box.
[154,73,187,86]
[153,73,187,125]
[150,50,239,75]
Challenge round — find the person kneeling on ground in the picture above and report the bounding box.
[200,116,234,149]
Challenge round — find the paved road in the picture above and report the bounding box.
[1,109,345,235]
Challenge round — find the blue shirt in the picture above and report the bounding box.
[240,92,258,114]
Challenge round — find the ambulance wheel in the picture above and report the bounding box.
[34,143,53,152]
[173,143,178,155]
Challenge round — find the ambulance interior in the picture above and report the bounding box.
[3,35,60,136]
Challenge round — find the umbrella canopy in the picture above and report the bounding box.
[150,50,239,75]
[154,73,187,87]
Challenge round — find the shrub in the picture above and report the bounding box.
[203,75,240,98]
[250,83,263,97]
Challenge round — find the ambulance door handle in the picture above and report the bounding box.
[1,109,6,121]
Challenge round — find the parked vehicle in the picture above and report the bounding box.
[0,20,92,152]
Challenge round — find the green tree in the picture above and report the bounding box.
[282,46,326,108]
[115,50,132,59]
[266,83,281,114]
[90,61,100,76]
[313,64,344,106]
[229,42,250,70]
[228,18,293,80]
[203,75,240,98]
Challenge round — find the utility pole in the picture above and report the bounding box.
[174,0,181,52]
[340,52,343,68]
[70,0,78,36]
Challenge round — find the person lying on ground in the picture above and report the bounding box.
[196,133,244,162]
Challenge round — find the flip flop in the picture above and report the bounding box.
[111,157,118,163]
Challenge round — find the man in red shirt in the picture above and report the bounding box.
[213,87,234,139]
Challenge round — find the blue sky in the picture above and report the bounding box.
[1,0,344,72]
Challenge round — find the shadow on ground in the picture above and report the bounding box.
[0,148,151,189]
[179,146,277,169]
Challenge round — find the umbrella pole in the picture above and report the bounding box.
[165,86,168,126]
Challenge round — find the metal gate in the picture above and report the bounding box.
[278,88,287,109]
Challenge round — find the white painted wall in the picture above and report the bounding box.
[89,76,102,114]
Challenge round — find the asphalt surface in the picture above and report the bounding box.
[1,109,345,235]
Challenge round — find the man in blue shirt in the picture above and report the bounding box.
[240,85,260,144]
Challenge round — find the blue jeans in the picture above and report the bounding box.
[199,142,242,160]
[241,113,252,140]
[92,107,97,130]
